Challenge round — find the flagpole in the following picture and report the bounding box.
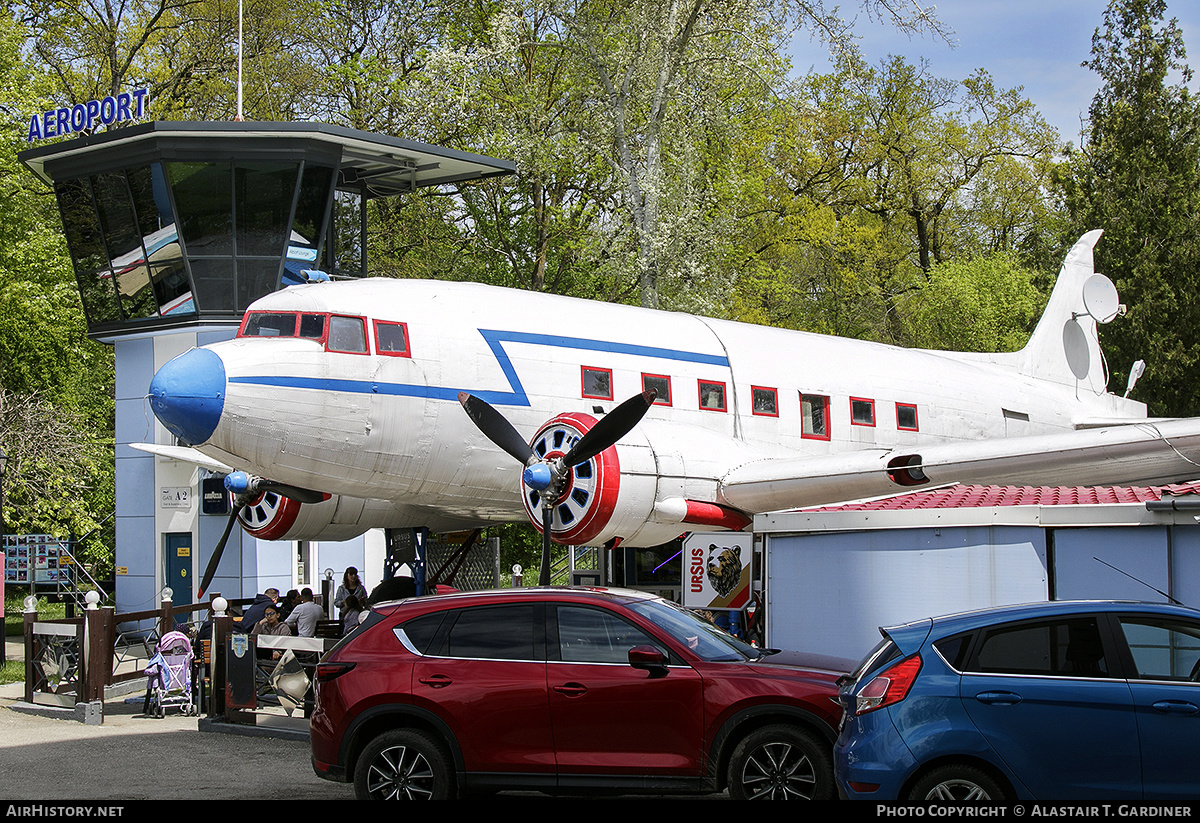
[236,0,244,121]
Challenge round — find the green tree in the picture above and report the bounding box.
[897,254,1045,352]
[15,0,201,102]
[1058,0,1200,416]
[0,10,116,569]
[727,53,1058,345]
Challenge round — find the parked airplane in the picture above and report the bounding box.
[138,230,1200,591]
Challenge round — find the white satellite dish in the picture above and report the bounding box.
[1081,274,1121,324]
[1062,320,1091,380]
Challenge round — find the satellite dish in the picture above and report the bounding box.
[1063,320,1091,380]
[1082,274,1121,324]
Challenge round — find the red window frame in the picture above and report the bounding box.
[698,380,727,412]
[581,366,614,401]
[850,397,876,427]
[751,386,779,417]
[642,373,672,406]
[896,402,920,432]
[374,320,412,358]
[326,314,369,355]
[800,393,831,441]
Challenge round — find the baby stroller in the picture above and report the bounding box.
[144,630,196,718]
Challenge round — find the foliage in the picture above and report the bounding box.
[896,254,1046,352]
[1057,0,1200,416]
[0,0,1125,562]
[489,522,562,584]
[725,52,1058,346]
[0,10,116,571]
[0,391,115,569]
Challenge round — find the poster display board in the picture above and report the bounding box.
[3,534,69,584]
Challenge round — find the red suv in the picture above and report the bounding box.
[310,587,849,799]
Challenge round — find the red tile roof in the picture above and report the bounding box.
[803,481,1200,512]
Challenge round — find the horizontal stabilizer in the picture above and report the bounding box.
[129,442,234,473]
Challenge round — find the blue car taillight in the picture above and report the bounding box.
[854,654,921,715]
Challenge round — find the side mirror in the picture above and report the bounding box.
[628,644,669,678]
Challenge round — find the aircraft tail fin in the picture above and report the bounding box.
[1016,230,1113,393]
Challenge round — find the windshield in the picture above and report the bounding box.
[628,597,760,662]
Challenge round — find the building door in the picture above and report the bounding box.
[164,532,193,605]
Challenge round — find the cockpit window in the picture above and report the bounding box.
[242,312,298,337]
[299,313,326,339]
[328,315,368,353]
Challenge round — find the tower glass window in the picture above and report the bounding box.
[24,123,515,336]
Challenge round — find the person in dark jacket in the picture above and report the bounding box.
[238,588,280,633]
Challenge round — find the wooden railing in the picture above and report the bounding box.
[21,593,253,719]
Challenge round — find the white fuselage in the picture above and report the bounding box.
[163,277,1143,545]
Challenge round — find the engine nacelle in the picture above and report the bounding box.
[236,491,402,542]
[519,415,755,548]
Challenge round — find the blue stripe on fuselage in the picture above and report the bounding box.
[227,328,731,407]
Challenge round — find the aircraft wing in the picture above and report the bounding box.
[129,442,235,473]
[718,417,1200,513]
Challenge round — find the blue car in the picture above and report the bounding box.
[835,600,1200,801]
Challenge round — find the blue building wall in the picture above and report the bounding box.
[112,328,371,615]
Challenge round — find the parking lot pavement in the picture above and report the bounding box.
[0,692,354,801]
[0,643,726,801]
[0,695,730,801]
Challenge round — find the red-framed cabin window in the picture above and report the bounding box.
[800,393,831,440]
[642,373,672,406]
[374,320,411,358]
[698,380,727,412]
[751,386,779,417]
[326,315,369,354]
[582,366,614,400]
[850,397,876,427]
[897,403,919,431]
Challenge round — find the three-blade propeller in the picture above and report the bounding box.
[458,389,656,585]
[196,472,325,598]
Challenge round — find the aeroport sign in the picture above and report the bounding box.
[26,88,149,142]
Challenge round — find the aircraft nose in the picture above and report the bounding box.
[148,348,226,445]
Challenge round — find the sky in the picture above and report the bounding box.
[789,0,1200,144]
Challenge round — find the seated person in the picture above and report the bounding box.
[341,594,365,635]
[239,588,281,634]
[251,605,291,659]
[284,588,324,637]
[278,589,300,622]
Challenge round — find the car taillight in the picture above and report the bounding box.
[854,654,921,715]
[315,662,356,683]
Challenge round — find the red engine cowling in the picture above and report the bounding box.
[518,415,755,548]
[238,490,304,540]
[520,412,622,546]
[236,492,401,542]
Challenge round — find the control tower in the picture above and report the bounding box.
[20,121,514,612]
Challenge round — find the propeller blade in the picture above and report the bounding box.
[197,501,244,598]
[563,389,657,467]
[459,392,536,465]
[539,503,553,586]
[257,480,326,505]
